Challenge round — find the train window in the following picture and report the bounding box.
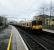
[37,21,42,25]
[52,19,54,21]
[27,23,28,26]
[32,20,42,25]
[32,20,36,25]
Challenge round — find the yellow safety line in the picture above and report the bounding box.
[7,32,12,50]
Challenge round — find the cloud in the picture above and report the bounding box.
[0,0,54,21]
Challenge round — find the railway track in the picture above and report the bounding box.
[17,28,54,50]
[32,35,54,50]
[17,28,48,50]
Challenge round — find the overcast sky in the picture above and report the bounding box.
[0,0,54,21]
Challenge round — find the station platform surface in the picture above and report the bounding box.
[11,25,28,50]
[43,29,54,33]
[0,25,11,50]
[0,25,28,50]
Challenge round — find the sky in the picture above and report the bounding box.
[0,0,54,21]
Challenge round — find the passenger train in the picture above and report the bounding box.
[18,16,42,31]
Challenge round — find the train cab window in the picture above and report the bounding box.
[32,20,42,25]
[32,20,36,25]
[38,21,42,25]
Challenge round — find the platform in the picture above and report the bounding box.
[11,25,28,50]
[43,29,54,33]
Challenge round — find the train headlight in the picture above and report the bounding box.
[32,25,42,29]
[32,25,39,29]
[32,25,36,29]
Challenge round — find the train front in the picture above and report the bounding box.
[32,16,42,31]
[32,20,42,30]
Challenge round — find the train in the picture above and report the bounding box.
[0,16,8,29]
[18,16,42,31]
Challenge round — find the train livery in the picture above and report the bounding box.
[18,16,42,31]
[32,20,42,30]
